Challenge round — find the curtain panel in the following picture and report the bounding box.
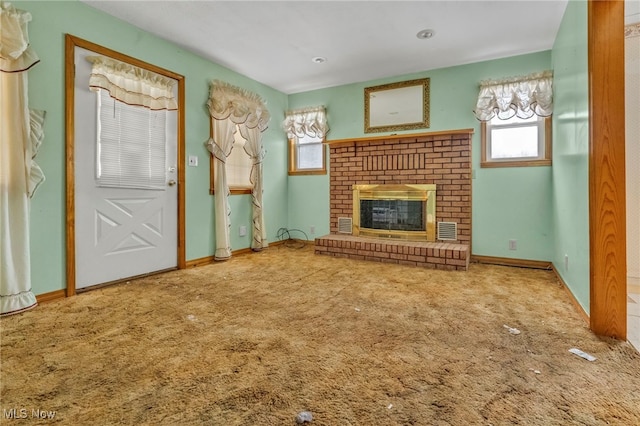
[205,80,270,258]
[239,124,267,251]
[473,71,553,121]
[1,2,44,315]
[86,55,177,110]
[282,106,329,138]
[206,119,236,260]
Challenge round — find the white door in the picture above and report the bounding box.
[74,46,178,289]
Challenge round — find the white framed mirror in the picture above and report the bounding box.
[364,78,430,133]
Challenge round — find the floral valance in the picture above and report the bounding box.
[207,80,270,132]
[282,106,329,139]
[86,55,177,110]
[473,70,553,121]
[0,2,39,73]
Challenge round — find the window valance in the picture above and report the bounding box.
[473,70,553,121]
[0,2,39,73]
[282,106,329,139]
[86,55,177,110]
[207,80,270,131]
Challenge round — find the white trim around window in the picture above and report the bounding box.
[288,134,327,175]
[481,115,552,168]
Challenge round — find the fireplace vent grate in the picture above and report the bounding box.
[437,222,457,241]
[338,217,353,234]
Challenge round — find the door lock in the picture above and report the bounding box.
[168,180,177,186]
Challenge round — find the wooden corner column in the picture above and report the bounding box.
[588,0,627,338]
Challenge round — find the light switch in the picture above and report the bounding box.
[188,155,198,167]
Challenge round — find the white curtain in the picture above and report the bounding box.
[206,119,236,260]
[239,124,267,251]
[473,71,553,121]
[86,55,177,110]
[282,106,329,138]
[205,80,270,259]
[1,2,45,316]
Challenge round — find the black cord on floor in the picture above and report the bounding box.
[276,228,311,249]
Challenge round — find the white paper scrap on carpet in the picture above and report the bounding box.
[569,348,597,361]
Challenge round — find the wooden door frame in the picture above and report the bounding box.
[588,1,627,339]
[64,34,186,296]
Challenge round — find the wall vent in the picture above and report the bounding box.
[338,217,353,234]
[437,222,457,241]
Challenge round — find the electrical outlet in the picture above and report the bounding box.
[239,225,247,237]
[564,254,569,271]
[509,239,517,250]
[310,225,315,235]
[188,155,198,167]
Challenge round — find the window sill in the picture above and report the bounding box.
[209,187,253,195]
[288,169,327,176]
[481,159,552,168]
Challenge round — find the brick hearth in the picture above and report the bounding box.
[315,234,470,271]
[316,129,473,270]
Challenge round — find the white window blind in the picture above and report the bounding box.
[96,89,167,190]
[226,126,252,188]
[296,133,324,169]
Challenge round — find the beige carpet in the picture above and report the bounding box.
[1,243,639,425]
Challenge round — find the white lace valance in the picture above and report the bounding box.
[626,23,640,38]
[86,56,177,110]
[282,106,329,139]
[0,2,39,73]
[473,71,553,121]
[207,80,270,131]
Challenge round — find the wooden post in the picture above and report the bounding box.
[588,0,627,338]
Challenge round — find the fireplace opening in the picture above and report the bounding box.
[352,184,436,241]
[360,200,425,232]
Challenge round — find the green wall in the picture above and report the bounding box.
[16,0,587,304]
[288,52,554,261]
[16,0,289,296]
[551,0,590,313]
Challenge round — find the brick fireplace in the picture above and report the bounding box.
[315,129,473,270]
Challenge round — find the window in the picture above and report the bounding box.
[289,133,326,175]
[481,115,551,168]
[227,128,252,190]
[96,89,168,189]
[209,124,253,195]
[474,70,553,168]
[87,55,177,191]
[282,106,329,175]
